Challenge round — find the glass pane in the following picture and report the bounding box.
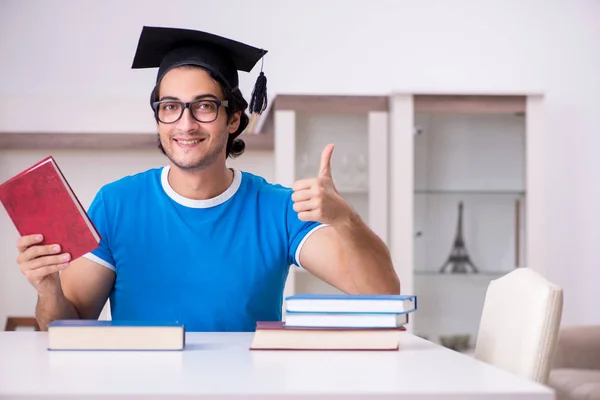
[295,112,369,221]
[412,111,526,352]
[293,111,370,294]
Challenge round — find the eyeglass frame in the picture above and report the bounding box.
[151,98,229,124]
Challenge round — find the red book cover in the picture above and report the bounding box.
[250,321,405,351]
[0,156,101,261]
[256,321,407,331]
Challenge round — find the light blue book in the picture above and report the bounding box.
[46,320,185,351]
[285,293,417,314]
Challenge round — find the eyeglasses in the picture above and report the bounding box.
[152,99,229,124]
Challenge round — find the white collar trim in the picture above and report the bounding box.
[160,166,242,208]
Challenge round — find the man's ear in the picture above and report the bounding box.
[228,111,241,134]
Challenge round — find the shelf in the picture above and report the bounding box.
[413,94,527,114]
[415,190,525,195]
[258,94,389,135]
[0,131,274,151]
[269,94,388,113]
[414,270,509,277]
[259,94,527,135]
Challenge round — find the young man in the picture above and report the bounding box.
[15,26,400,332]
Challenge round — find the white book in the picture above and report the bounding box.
[47,320,185,351]
[285,312,409,328]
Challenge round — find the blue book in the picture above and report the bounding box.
[285,294,417,314]
[46,320,185,351]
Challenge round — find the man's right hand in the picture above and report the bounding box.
[16,234,71,295]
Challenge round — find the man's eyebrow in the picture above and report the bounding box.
[193,94,219,100]
[159,96,179,101]
[158,94,220,102]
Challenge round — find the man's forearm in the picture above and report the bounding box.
[36,287,79,331]
[333,212,400,294]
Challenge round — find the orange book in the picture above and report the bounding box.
[0,156,100,261]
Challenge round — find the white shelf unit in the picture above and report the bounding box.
[262,95,391,307]
[262,93,545,340]
[388,93,545,346]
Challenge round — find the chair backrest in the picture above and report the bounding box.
[474,268,563,384]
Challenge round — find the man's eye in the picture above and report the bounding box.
[161,103,180,112]
[195,102,216,112]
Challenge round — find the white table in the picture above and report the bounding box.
[0,331,554,399]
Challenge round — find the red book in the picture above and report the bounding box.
[0,156,100,261]
[250,321,405,351]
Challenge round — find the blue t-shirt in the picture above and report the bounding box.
[83,166,324,332]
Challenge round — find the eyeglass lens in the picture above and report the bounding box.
[157,100,220,123]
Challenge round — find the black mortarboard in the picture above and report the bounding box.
[131,26,268,131]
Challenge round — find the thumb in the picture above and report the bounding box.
[318,144,334,178]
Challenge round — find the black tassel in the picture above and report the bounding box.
[249,71,268,114]
[247,71,267,134]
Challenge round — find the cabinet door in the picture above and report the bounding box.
[389,92,537,350]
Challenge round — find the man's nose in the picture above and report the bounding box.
[176,107,198,133]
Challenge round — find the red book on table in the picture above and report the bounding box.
[0,156,100,261]
[250,321,406,351]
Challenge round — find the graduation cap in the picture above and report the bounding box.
[131,26,268,132]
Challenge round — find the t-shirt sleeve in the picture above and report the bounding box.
[83,188,116,272]
[286,192,327,268]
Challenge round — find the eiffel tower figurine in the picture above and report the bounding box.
[439,201,478,273]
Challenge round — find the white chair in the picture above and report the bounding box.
[474,267,563,384]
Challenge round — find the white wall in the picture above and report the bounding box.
[1,0,599,325]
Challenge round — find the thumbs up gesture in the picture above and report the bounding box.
[291,144,354,225]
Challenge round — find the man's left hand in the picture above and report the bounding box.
[291,144,355,226]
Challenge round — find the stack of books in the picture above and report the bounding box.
[250,293,417,351]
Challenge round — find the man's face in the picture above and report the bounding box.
[156,67,240,171]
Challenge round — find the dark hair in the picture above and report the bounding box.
[152,65,248,159]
